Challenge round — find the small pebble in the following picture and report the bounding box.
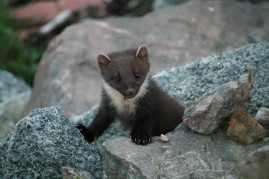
[160,134,169,142]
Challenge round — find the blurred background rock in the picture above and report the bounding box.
[1,0,268,85]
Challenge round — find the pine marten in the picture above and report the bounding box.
[76,45,184,145]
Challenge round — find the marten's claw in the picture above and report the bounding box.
[75,124,94,143]
[130,129,152,145]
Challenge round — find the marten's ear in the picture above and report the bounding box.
[98,53,112,66]
[135,45,148,60]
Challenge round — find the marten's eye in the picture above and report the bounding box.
[114,76,121,82]
[134,72,140,79]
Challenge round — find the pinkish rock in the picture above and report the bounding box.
[183,74,252,134]
[11,1,60,23]
[11,0,105,23]
[23,1,269,118]
[58,0,105,14]
[227,107,267,144]
[160,134,169,142]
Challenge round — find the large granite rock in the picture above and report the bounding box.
[0,106,102,179]
[154,43,269,116]
[0,70,31,141]
[23,0,269,118]
[155,42,269,142]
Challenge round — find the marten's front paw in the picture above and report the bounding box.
[75,124,94,143]
[130,128,152,145]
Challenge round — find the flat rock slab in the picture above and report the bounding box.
[103,124,269,178]
[23,0,269,118]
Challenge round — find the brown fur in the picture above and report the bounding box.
[76,45,185,145]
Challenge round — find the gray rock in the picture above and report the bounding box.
[154,43,269,116]
[0,70,31,141]
[255,107,269,129]
[183,74,251,134]
[158,151,210,178]
[62,167,95,179]
[0,106,102,179]
[0,92,31,141]
[102,123,269,178]
[103,138,211,179]
[238,145,269,178]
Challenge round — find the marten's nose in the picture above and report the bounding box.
[127,88,135,95]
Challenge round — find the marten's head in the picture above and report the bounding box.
[98,45,150,99]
